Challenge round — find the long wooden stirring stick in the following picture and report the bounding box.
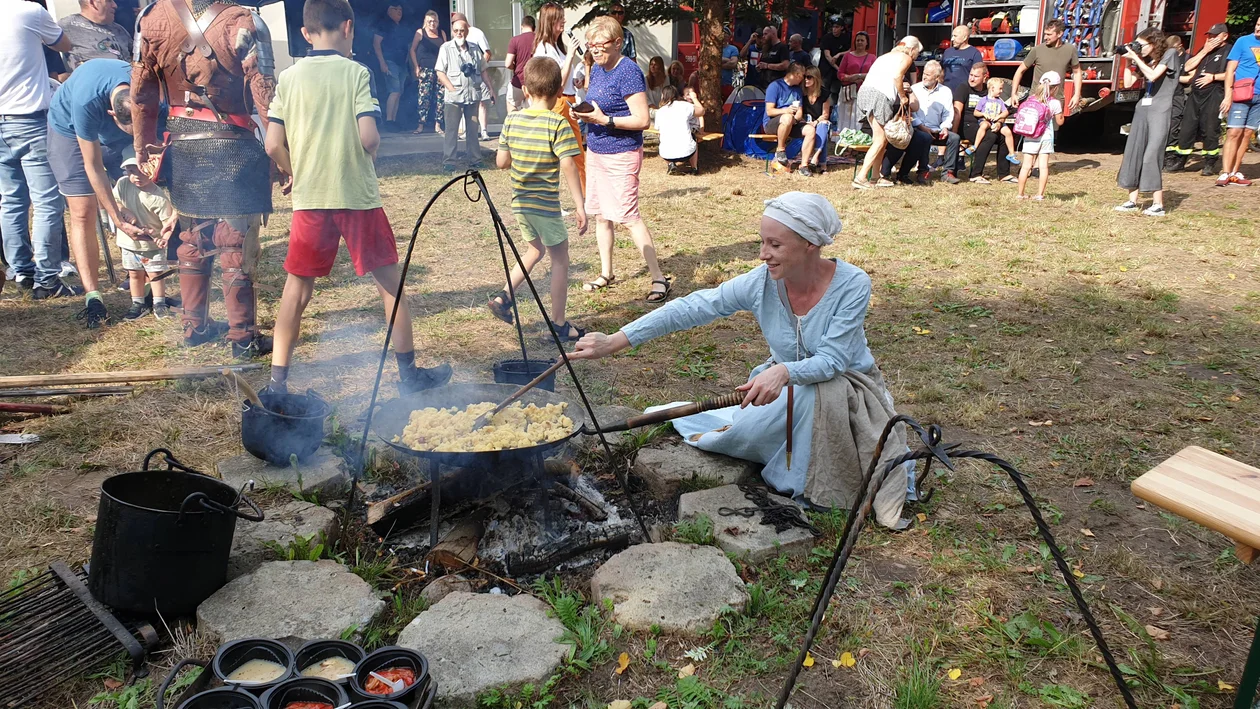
[221,368,264,408]
[470,358,567,431]
[786,385,793,470]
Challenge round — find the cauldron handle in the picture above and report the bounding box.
[156,658,207,709]
[178,492,266,523]
[143,448,196,473]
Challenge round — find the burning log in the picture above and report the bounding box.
[427,510,490,569]
[366,480,431,530]
[549,481,607,521]
[504,530,631,576]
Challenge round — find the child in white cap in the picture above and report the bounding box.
[1015,70,1065,200]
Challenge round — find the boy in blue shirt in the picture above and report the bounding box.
[762,63,806,167]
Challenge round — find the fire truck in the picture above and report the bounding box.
[677,0,1227,126]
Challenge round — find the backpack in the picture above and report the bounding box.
[1013,95,1051,139]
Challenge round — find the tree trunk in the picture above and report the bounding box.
[699,0,725,131]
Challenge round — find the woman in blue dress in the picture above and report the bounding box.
[570,192,913,528]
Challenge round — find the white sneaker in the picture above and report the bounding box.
[60,260,78,277]
[4,266,14,281]
[1142,204,1166,217]
[479,131,491,141]
[1113,201,1139,212]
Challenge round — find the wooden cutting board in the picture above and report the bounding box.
[1131,445,1260,563]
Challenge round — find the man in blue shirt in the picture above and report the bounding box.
[762,62,805,166]
[941,26,984,91]
[47,58,148,327]
[721,27,740,96]
[1217,16,1260,187]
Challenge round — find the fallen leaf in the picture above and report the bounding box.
[1081,528,1095,537]
[1228,395,1242,402]
[802,652,815,668]
[1145,624,1171,641]
[839,651,856,667]
[102,678,123,691]
[975,694,994,708]
[678,663,695,678]
[1072,568,1085,578]
[948,668,963,680]
[1218,680,1235,691]
[1049,460,1061,467]
[1074,477,1095,487]
[1228,273,1236,280]
[615,652,630,675]
[858,648,870,658]
[969,676,985,688]
[1143,349,1156,355]
[648,703,668,709]
[1029,419,1053,426]
[1119,266,1128,272]
[916,512,927,523]
[1148,607,1163,617]
[608,701,632,709]
[1152,578,1163,590]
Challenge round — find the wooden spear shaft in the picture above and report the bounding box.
[0,364,262,390]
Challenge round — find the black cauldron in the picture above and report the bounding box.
[88,449,263,616]
[241,389,330,465]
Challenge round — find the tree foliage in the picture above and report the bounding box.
[1226,0,1258,32]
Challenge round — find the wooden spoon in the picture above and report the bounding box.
[221,368,265,409]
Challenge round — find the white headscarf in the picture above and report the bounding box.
[762,192,842,247]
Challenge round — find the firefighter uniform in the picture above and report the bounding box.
[1170,40,1231,174]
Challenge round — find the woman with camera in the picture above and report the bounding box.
[1115,28,1181,217]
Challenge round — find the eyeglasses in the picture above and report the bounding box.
[588,40,614,52]
[452,28,468,33]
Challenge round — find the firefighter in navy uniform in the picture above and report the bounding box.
[130,0,276,357]
[1167,24,1232,175]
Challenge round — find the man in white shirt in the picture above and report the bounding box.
[452,12,494,141]
[912,60,962,183]
[0,0,77,298]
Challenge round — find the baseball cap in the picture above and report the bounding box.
[121,156,140,170]
[1040,70,1062,86]
[1206,22,1228,35]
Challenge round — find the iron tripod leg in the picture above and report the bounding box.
[428,459,442,552]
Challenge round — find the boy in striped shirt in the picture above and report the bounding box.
[487,57,588,342]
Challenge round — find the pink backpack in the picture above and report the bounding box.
[1013,95,1051,139]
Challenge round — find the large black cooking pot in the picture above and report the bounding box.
[241,389,330,465]
[88,449,264,616]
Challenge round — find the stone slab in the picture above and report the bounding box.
[397,592,567,707]
[197,560,384,644]
[632,441,756,499]
[216,446,347,498]
[228,500,340,580]
[678,485,814,563]
[591,542,748,635]
[420,575,474,605]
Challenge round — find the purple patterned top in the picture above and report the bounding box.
[585,56,647,154]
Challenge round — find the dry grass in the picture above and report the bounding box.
[2,146,1258,708]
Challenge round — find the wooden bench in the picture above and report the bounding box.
[1131,445,1260,563]
[642,128,724,142]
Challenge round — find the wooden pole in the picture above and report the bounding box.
[0,402,71,415]
[0,364,262,390]
[0,386,134,399]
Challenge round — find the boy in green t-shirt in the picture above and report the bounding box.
[262,0,450,395]
[487,58,588,342]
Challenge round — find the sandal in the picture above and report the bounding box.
[970,176,991,184]
[874,178,896,188]
[1000,175,1019,184]
[646,278,672,303]
[556,321,586,343]
[851,179,872,190]
[487,290,514,324]
[583,273,616,292]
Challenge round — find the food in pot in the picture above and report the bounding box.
[364,667,416,695]
[225,658,287,683]
[300,655,357,680]
[283,703,334,709]
[394,402,572,452]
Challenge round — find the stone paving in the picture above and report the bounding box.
[678,484,815,563]
[591,542,748,634]
[228,500,339,579]
[216,446,348,497]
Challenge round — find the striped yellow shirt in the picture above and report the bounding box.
[497,107,581,218]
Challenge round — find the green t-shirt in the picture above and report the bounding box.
[497,106,581,218]
[269,51,382,211]
[1022,42,1080,99]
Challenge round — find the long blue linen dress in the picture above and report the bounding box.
[621,260,904,500]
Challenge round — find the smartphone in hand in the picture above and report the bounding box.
[573,101,595,113]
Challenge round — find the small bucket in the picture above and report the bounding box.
[294,639,365,686]
[493,358,558,392]
[258,677,348,709]
[212,638,296,696]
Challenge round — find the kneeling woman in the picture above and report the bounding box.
[570,192,913,527]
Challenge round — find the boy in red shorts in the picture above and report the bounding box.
[263,0,451,394]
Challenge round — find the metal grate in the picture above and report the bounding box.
[0,562,157,708]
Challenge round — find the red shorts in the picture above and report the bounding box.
[284,208,399,277]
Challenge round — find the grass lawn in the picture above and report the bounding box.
[2,145,1258,709]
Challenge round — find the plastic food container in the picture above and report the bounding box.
[351,646,430,705]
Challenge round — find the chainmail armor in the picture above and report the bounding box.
[191,0,234,17]
[163,116,271,219]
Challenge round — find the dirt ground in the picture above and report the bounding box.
[2,144,1258,709]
